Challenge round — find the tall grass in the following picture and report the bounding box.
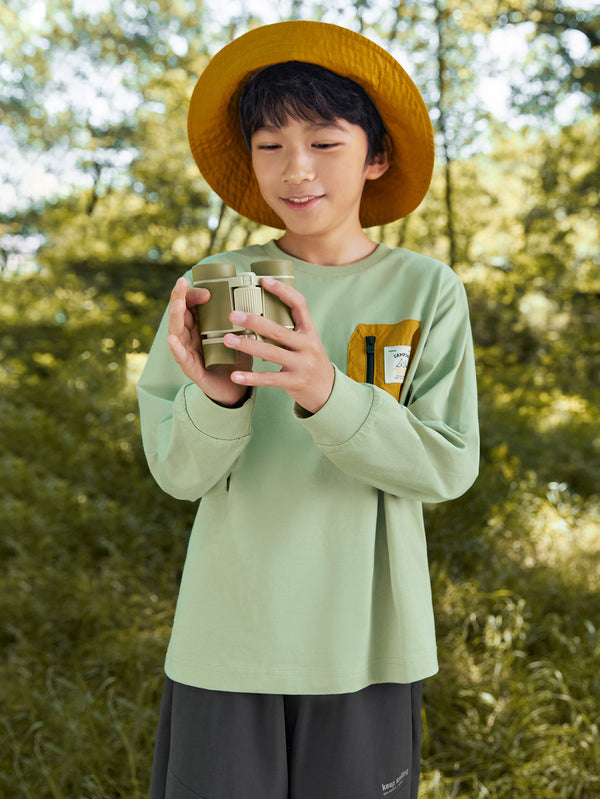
[1,266,598,797]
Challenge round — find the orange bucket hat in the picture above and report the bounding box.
[187,20,434,229]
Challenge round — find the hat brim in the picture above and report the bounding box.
[188,21,434,229]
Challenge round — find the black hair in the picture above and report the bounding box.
[239,61,388,162]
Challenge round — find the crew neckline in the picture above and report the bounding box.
[262,239,391,276]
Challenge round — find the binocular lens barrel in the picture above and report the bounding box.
[192,262,236,282]
[250,260,294,277]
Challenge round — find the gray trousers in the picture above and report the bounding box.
[149,677,422,799]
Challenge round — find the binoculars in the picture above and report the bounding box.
[191,260,295,368]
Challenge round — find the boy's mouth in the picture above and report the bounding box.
[281,194,324,209]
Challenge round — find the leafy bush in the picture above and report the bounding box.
[1,257,598,797]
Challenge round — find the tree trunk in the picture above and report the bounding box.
[434,0,457,269]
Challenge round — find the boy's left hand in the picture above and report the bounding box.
[223,277,334,414]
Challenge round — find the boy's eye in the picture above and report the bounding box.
[312,142,340,150]
[256,143,281,150]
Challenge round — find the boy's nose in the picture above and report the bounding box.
[283,149,316,183]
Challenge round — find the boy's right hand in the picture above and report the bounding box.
[167,277,252,407]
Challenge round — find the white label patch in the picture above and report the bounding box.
[384,345,411,384]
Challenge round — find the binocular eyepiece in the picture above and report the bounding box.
[191,259,295,368]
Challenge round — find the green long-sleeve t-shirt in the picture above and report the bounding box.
[137,240,479,694]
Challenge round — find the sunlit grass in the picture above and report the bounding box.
[1,268,599,797]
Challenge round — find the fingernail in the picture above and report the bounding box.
[224,334,240,347]
[230,311,247,324]
[262,276,275,286]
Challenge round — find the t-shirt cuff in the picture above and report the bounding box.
[293,365,373,447]
[183,383,254,440]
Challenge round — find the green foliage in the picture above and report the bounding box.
[2,209,599,796]
[494,0,600,116]
[0,266,196,797]
[1,3,599,797]
[0,0,213,218]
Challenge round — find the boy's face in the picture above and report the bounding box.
[250,115,388,249]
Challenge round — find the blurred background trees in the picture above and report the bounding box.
[1,1,599,797]
[2,0,598,278]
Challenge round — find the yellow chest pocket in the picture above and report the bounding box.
[347,321,421,401]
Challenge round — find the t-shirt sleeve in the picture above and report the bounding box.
[294,276,479,503]
[137,303,255,501]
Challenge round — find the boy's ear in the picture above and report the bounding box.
[365,134,391,181]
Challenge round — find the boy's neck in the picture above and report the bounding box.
[275,230,379,266]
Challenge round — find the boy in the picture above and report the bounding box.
[137,20,479,799]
